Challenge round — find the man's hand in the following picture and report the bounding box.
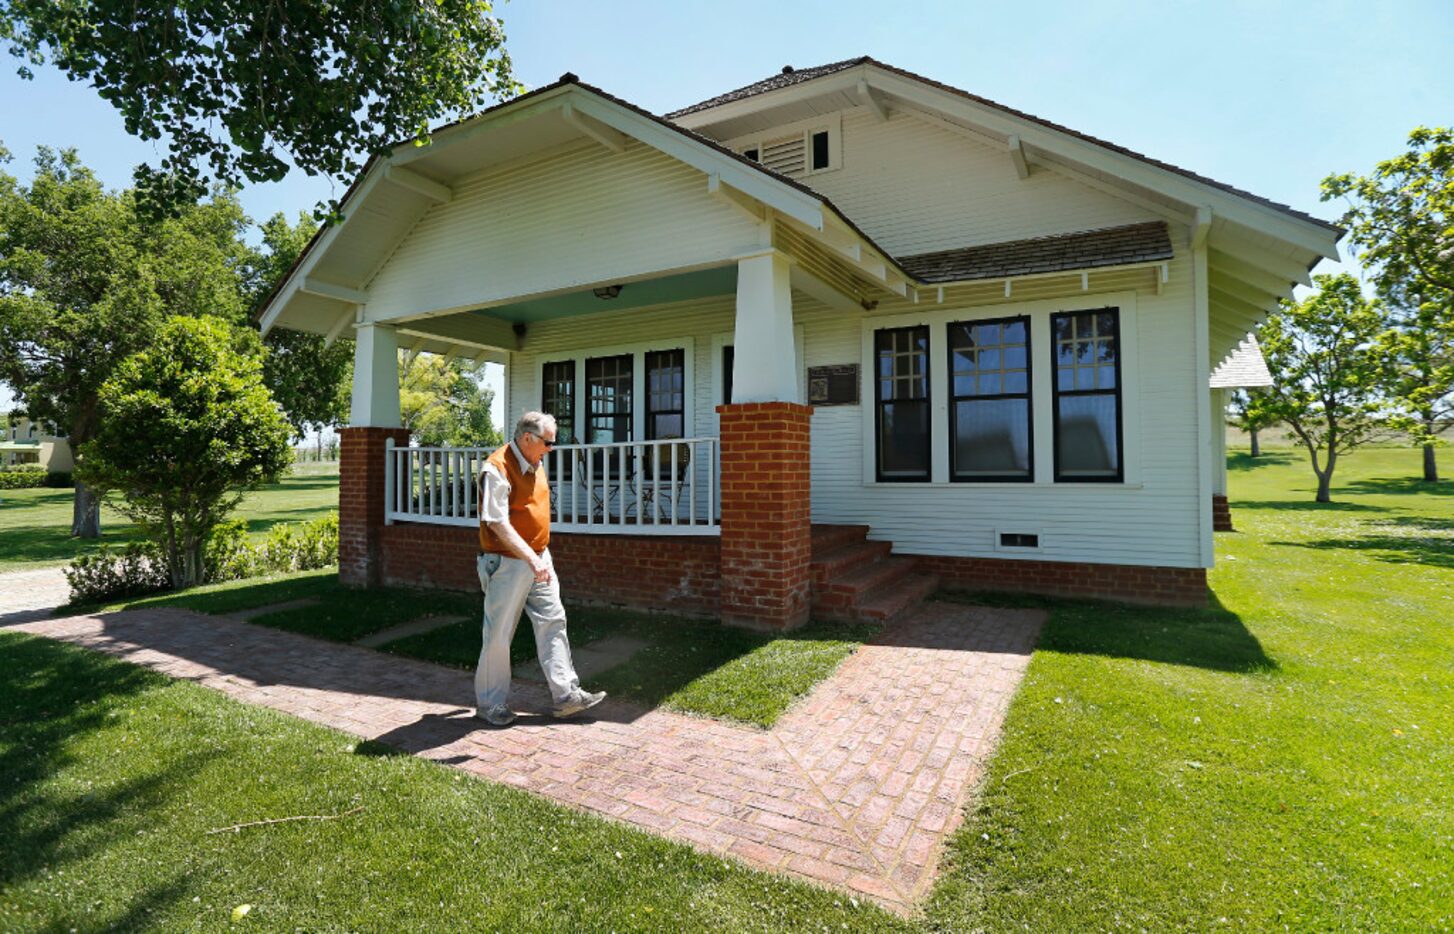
[531,559,552,584]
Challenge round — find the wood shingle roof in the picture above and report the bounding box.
[897,221,1174,284]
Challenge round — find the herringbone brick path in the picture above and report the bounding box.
[9,601,1041,912]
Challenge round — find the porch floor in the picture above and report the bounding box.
[12,600,1043,913]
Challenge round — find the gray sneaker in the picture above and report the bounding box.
[552,689,607,719]
[475,704,517,728]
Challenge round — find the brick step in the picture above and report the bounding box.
[852,573,942,622]
[815,555,918,603]
[809,540,893,586]
[810,524,871,554]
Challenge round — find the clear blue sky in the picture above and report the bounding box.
[2,0,1450,415]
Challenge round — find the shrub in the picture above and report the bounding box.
[204,518,260,584]
[258,512,339,574]
[65,542,173,604]
[0,465,59,489]
[44,470,75,488]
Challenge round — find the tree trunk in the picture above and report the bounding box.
[1316,450,1337,503]
[1250,428,1261,458]
[71,481,101,538]
[1424,443,1438,483]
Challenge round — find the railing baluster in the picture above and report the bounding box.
[688,440,696,527]
[585,444,594,528]
[708,439,716,527]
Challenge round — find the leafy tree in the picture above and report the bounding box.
[1257,274,1387,503]
[400,353,500,448]
[1324,128,1454,483]
[1323,127,1454,297]
[247,212,352,439]
[1378,287,1454,481]
[0,146,253,536]
[78,316,292,588]
[1,0,518,213]
[1226,388,1278,457]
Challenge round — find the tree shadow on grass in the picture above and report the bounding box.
[0,633,221,891]
[935,590,1277,674]
[1337,476,1454,498]
[1234,499,1391,513]
[1272,516,1454,570]
[1226,451,1296,471]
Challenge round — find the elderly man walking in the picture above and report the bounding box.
[474,411,605,727]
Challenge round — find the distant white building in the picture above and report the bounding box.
[2,415,73,472]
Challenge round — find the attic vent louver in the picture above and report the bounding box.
[760,134,806,177]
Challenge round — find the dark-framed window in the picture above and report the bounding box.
[645,349,685,440]
[585,354,633,445]
[810,130,830,170]
[1051,308,1123,482]
[948,316,1032,481]
[722,345,734,405]
[874,325,931,481]
[541,360,576,444]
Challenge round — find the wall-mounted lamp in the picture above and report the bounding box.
[592,284,624,300]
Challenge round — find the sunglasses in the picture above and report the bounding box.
[533,433,557,449]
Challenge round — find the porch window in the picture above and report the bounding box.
[948,316,1032,481]
[1052,308,1123,481]
[586,354,633,444]
[541,360,576,443]
[645,349,685,440]
[874,326,931,481]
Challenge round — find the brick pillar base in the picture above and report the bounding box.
[717,402,812,630]
[339,426,411,587]
[1212,494,1234,532]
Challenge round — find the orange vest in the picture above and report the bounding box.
[478,442,551,555]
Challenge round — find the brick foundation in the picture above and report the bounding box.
[1212,494,1234,532]
[339,427,411,587]
[917,554,1208,607]
[717,402,813,630]
[377,522,722,615]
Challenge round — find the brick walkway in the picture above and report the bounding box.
[0,566,71,625]
[8,601,1042,912]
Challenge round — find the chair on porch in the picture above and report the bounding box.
[634,439,692,525]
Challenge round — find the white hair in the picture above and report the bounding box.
[514,411,557,441]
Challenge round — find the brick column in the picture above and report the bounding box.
[1212,494,1234,532]
[716,402,812,630]
[339,426,411,587]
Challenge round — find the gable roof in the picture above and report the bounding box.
[899,221,1172,284]
[1210,335,1274,388]
[669,57,1342,236]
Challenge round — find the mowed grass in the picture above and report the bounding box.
[0,631,902,932]
[925,445,1453,930]
[0,461,340,573]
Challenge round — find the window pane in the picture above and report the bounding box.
[879,401,930,478]
[954,398,1030,478]
[645,349,684,441]
[586,354,633,444]
[542,360,576,443]
[1057,395,1119,476]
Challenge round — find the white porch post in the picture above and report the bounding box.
[732,251,798,403]
[350,322,402,427]
[1212,388,1228,497]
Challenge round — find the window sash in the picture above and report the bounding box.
[1051,308,1123,482]
[947,316,1033,482]
[874,325,931,481]
[585,354,633,445]
[541,359,576,444]
[645,349,685,441]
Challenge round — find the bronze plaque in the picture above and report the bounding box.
[808,364,860,406]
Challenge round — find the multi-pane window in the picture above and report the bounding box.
[1052,309,1122,481]
[874,326,931,481]
[541,360,576,444]
[585,354,633,445]
[948,317,1032,481]
[645,349,685,440]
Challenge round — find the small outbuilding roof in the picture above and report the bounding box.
[898,221,1173,284]
[1210,335,1274,388]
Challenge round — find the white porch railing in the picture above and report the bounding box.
[384,437,720,535]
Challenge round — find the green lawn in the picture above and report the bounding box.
[926,445,1453,929]
[4,444,1449,929]
[0,461,339,573]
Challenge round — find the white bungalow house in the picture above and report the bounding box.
[257,58,1341,628]
[2,415,73,472]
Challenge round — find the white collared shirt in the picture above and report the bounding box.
[478,440,536,525]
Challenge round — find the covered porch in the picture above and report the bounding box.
[257,79,912,628]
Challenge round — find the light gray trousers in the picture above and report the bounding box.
[473,549,581,711]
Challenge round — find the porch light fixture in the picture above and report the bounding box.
[592,284,624,300]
